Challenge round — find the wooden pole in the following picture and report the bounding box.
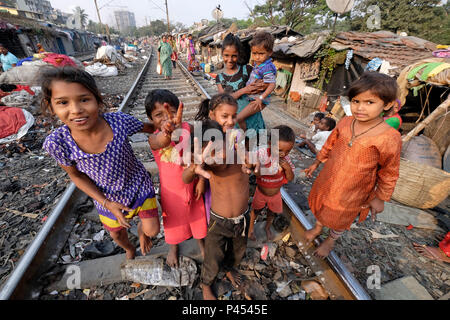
[94,0,111,43]
[403,96,450,142]
[165,0,170,33]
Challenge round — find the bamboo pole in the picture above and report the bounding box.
[403,96,450,142]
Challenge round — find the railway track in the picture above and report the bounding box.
[0,47,370,300]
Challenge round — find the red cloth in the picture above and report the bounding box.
[43,53,77,68]
[151,122,207,244]
[251,187,283,213]
[439,232,450,258]
[14,85,35,96]
[0,106,26,139]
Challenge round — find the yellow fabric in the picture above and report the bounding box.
[428,63,450,78]
[99,197,158,229]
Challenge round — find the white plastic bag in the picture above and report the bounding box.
[156,63,162,75]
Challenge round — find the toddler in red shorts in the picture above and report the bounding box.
[249,125,295,241]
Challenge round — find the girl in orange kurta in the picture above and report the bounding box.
[304,72,402,258]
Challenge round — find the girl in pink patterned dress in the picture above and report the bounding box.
[146,89,207,268]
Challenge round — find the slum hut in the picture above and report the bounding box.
[0,11,102,59]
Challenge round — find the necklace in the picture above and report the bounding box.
[348,119,384,147]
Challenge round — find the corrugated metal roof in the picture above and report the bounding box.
[330,31,436,75]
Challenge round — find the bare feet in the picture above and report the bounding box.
[226,269,242,289]
[314,236,335,259]
[202,284,217,300]
[305,224,323,245]
[138,222,153,256]
[125,247,136,260]
[413,243,450,263]
[166,244,179,268]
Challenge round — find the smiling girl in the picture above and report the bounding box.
[216,33,267,136]
[303,72,402,258]
[42,67,160,260]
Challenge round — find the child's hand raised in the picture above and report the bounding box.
[105,200,133,229]
[190,137,214,179]
[161,102,184,138]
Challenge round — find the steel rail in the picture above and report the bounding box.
[280,187,372,300]
[178,58,371,300]
[0,48,154,300]
[177,60,211,99]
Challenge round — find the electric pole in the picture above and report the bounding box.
[165,0,170,33]
[94,0,111,43]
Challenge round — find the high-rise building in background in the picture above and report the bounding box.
[114,10,136,34]
[15,0,53,20]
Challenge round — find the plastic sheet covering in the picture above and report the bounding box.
[0,107,35,144]
[85,62,118,77]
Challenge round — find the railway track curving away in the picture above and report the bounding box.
[0,46,371,300]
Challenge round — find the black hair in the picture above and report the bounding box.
[195,93,238,121]
[40,66,104,115]
[314,112,325,120]
[249,31,275,52]
[145,89,180,119]
[222,33,243,55]
[190,119,225,153]
[273,125,295,143]
[322,117,336,131]
[348,72,398,105]
[0,84,17,92]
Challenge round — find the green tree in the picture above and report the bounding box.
[73,6,89,29]
[87,20,118,35]
[251,0,348,34]
[350,0,449,43]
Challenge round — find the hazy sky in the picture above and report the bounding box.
[49,0,260,28]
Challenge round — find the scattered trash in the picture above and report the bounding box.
[287,291,306,300]
[93,230,105,242]
[360,227,399,239]
[130,283,141,289]
[121,256,198,287]
[41,216,48,223]
[50,290,58,295]
[86,63,119,77]
[168,296,177,300]
[83,289,91,297]
[116,295,129,300]
[260,244,269,261]
[301,280,329,300]
[127,289,149,299]
[282,233,291,243]
[407,224,414,230]
[83,240,115,259]
[289,261,302,271]
[275,280,293,298]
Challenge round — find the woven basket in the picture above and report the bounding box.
[392,158,450,209]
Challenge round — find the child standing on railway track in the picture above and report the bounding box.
[249,125,295,241]
[145,89,207,268]
[182,119,259,300]
[216,33,268,137]
[41,66,160,260]
[304,72,402,258]
[194,93,243,224]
